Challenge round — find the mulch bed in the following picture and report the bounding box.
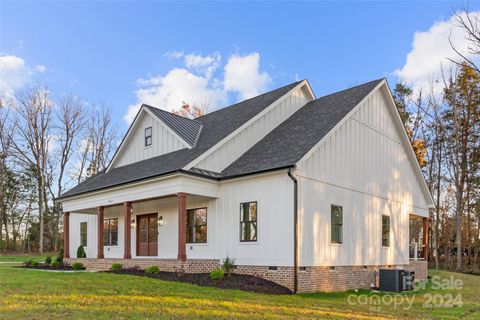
[20,263,83,271]
[107,267,292,295]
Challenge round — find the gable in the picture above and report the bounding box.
[297,82,433,212]
[186,81,314,172]
[110,109,189,169]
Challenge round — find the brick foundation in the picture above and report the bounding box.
[405,260,428,281]
[65,258,428,293]
[66,258,220,273]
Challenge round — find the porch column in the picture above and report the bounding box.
[124,202,132,259]
[177,192,187,261]
[63,212,70,259]
[97,206,104,259]
[423,217,429,261]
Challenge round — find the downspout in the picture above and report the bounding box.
[287,168,298,293]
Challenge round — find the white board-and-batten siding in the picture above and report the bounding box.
[68,172,295,266]
[112,111,188,168]
[193,87,311,173]
[297,87,430,267]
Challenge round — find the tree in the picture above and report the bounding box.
[0,107,12,251]
[392,83,428,167]
[49,95,85,250]
[443,64,480,271]
[172,102,207,119]
[450,8,480,73]
[11,88,53,253]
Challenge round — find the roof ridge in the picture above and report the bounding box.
[313,78,384,102]
[144,104,204,124]
[195,80,303,120]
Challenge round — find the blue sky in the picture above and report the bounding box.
[1,1,479,132]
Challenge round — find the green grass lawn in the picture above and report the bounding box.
[0,253,54,263]
[0,265,478,319]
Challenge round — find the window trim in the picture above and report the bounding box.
[103,218,119,247]
[330,204,343,244]
[145,127,152,147]
[186,207,207,244]
[240,201,258,242]
[382,214,390,247]
[80,222,87,247]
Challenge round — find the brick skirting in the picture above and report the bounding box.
[66,258,220,273]
[65,258,428,293]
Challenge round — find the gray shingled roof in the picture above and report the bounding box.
[145,105,203,146]
[59,80,302,199]
[221,79,383,177]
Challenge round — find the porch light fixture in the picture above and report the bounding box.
[130,218,136,228]
[157,216,165,226]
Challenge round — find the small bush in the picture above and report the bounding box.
[55,255,62,264]
[31,261,39,267]
[71,262,85,270]
[51,260,61,268]
[23,259,34,267]
[76,245,86,258]
[222,256,236,274]
[59,247,64,260]
[45,256,52,265]
[111,263,123,270]
[209,268,224,280]
[145,266,160,274]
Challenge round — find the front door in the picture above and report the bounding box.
[137,213,158,256]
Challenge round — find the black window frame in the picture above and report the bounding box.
[240,201,258,242]
[80,222,87,247]
[331,205,343,244]
[103,218,118,246]
[382,215,390,247]
[186,207,207,244]
[145,127,152,146]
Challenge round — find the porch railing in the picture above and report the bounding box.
[409,243,425,261]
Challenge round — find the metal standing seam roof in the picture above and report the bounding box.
[145,105,203,146]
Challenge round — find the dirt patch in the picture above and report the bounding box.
[107,267,292,295]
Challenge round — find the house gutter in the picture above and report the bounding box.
[287,167,299,293]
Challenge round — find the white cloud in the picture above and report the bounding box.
[224,52,271,101]
[0,55,32,98]
[124,51,271,124]
[124,68,227,123]
[163,51,184,59]
[184,52,221,79]
[35,65,47,73]
[395,11,480,94]
[0,55,47,99]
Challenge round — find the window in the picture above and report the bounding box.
[382,215,390,247]
[104,218,118,246]
[80,222,87,247]
[331,205,343,244]
[186,208,207,243]
[145,127,152,146]
[240,201,257,242]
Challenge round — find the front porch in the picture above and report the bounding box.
[63,191,217,264]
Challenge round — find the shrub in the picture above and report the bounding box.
[222,256,236,274]
[111,263,123,271]
[31,261,39,267]
[23,259,34,267]
[55,255,62,264]
[45,256,52,265]
[145,266,160,274]
[209,268,224,280]
[51,260,61,268]
[59,247,64,260]
[71,262,85,270]
[76,245,86,258]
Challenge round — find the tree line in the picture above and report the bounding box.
[0,89,117,253]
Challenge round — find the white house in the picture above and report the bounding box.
[57,79,433,293]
